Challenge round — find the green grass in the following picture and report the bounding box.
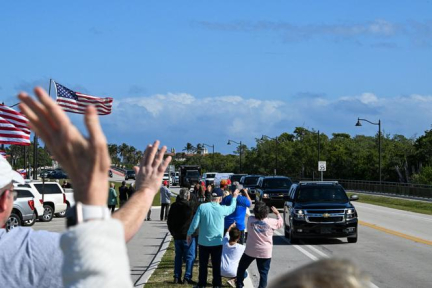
[347,192,432,215]
[145,240,233,288]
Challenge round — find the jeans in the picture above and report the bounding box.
[160,203,170,220]
[236,254,271,288]
[198,244,223,287]
[174,238,196,281]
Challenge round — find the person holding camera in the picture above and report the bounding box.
[221,183,251,244]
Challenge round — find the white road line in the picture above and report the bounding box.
[305,244,329,258]
[274,230,380,288]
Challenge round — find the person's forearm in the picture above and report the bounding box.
[113,188,155,242]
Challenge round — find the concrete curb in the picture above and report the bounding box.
[136,231,172,286]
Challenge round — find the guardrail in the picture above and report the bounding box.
[293,178,432,199]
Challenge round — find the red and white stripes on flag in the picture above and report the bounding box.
[0,105,31,146]
[54,81,113,115]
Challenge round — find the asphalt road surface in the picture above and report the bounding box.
[247,202,432,288]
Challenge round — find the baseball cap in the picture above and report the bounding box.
[0,156,25,188]
[211,188,224,197]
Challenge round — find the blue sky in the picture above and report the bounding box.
[1,0,431,154]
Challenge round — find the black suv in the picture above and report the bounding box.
[283,181,359,244]
[239,175,262,200]
[125,170,136,180]
[255,176,293,208]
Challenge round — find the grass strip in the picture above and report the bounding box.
[347,192,432,215]
[145,240,233,287]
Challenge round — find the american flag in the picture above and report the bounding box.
[54,81,113,115]
[0,104,31,146]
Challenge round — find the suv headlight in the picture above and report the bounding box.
[346,208,357,219]
[294,209,305,220]
[263,193,269,199]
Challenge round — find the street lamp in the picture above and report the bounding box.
[355,118,382,184]
[261,135,279,175]
[202,143,215,171]
[227,140,242,172]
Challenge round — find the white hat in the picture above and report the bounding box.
[0,156,25,188]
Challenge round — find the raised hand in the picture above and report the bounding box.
[18,87,110,206]
[134,141,172,196]
[271,206,280,215]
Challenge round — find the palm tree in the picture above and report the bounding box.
[183,143,195,154]
[108,144,119,164]
[196,143,204,154]
[118,143,129,164]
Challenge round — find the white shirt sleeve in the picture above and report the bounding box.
[60,219,133,288]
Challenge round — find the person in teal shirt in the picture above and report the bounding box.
[107,183,118,213]
[187,188,239,288]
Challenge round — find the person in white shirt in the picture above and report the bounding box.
[221,222,247,287]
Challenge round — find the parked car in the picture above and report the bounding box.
[163,173,172,187]
[229,174,247,184]
[239,175,262,200]
[40,169,55,178]
[14,181,67,222]
[201,172,217,186]
[174,172,179,186]
[8,189,38,230]
[125,170,136,180]
[14,187,45,226]
[255,176,293,208]
[213,173,234,188]
[283,181,359,244]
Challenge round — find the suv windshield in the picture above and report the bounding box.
[206,173,216,178]
[127,170,135,175]
[295,186,349,203]
[263,178,292,189]
[186,170,199,177]
[230,175,245,183]
[244,177,259,185]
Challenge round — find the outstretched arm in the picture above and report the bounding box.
[113,142,171,242]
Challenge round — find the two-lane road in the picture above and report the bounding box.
[248,202,432,288]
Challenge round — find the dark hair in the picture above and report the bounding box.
[229,227,241,242]
[253,201,269,220]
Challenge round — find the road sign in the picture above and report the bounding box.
[318,161,326,172]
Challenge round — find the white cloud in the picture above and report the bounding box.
[99,92,432,153]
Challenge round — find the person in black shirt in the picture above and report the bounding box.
[119,181,128,207]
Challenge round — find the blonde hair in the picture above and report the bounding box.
[269,259,371,288]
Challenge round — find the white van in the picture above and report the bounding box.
[213,173,234,188]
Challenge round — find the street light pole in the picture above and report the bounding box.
[227,140,242,173]
[202,143,215,171]
[355,118,382,184]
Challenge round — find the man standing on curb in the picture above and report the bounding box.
[187,188,239,288]
[160,180,173,221]
[119,181,128,207]
[167,188,195,285]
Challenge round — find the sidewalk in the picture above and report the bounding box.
[127,207,168,286]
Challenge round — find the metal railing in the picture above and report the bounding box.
[292,178,432,199]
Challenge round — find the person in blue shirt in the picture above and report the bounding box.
[187,188,239,288]
[221,184,251,244]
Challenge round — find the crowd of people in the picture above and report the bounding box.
[0,86,373,288]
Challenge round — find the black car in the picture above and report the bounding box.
[50,170,68,179]
[283,181,359,244]
[239,175,262,200]
[125,170,135,180]
[255,176,293,207]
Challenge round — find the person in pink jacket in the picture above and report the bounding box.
[236,201,282,288]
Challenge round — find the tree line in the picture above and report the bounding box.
[4,126,432,184]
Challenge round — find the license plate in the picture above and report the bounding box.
[320,227,332,234]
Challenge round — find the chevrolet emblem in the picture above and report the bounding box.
[323,213,330,218]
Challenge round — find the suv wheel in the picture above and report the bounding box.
[55,210,67,218]
[8,213,22,230]
[23,213,36,226]
[41,205,54,222]
[347,232,358,243]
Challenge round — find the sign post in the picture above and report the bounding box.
[318,161,326,181]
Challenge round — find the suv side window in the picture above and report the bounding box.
[34,184,63,194]
[16,190,34,198]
